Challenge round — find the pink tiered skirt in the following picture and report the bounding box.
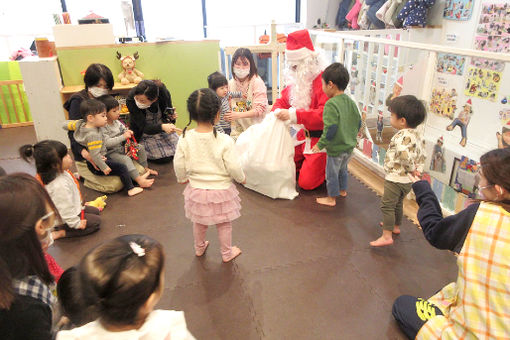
[183,184,241,225]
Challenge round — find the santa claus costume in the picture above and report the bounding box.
[272,29,329,190]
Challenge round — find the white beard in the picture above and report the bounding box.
[286,55,322,110]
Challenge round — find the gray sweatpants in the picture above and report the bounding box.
[108,144,148,180]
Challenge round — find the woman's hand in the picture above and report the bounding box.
[224,111,241,122]
[81,149,99,170]
[162,123,182,134]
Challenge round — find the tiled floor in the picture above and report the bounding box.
[0,127,457,339]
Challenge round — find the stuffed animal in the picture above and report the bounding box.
[116,51,144,85]
[85,195,107,211]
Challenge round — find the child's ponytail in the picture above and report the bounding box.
[19,140,68,184]
[19,144,35,162]
[186,88,221,137]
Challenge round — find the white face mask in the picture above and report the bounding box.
[89,86,108,98]
[135,99,151,109]
[234,67,250,79]
[41,229,54,249]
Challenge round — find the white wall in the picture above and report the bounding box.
[302,0,342,29]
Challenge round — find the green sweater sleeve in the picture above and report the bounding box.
[316,101,338,150]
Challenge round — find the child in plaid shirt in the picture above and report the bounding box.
[370,95,426,247]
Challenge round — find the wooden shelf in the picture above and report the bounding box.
[60,82,136,94]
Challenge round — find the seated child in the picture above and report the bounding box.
[370,95,426,247]
[207,71,242,135]
[312,62,360,206]
[20,140,101,238]
[64,99,144,196]
[56,235,196,339]
[97,95,157,184]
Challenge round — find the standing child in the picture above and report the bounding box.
[376,111,384,143]
[207,71,243,135]
[97,95,157,186]
[174,88,246,262]
[312,62,361,206]
[370,95,426,247]
[66,99,143,196]
[56,235,195,339]
[20,140,101,238]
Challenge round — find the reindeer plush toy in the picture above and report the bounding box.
[116,51,144,85]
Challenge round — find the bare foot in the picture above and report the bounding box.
[370,235,394,247]
[52,230,66,240]
[223,246,242,262]
[339,190,347,197]
[136,178,154,188]
[146,168,159,176]
[141,171,151,179]
[316,196,336,206]
[128,187,144,196]
[195,241,209,256]
[379,222,401,234]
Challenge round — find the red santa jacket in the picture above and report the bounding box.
[272,72,328,132]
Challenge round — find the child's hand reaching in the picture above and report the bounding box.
[311,145,321,153]
[123,130,133,139]
[103,166,112,175]
[408,170,422,183]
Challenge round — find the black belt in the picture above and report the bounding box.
[308,130,323,138]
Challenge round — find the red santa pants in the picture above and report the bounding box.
[294,136,327,190]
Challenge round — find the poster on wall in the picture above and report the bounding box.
[470,58,505,72]
[429,136,447,173]
[430,87,458,119]
[464,66,501,102]
[449,156,480,196]
[497,109,510,148]
[474,2,510,53]
[436,53,466,75]
[443,0,475,20]
[446,99,474,147]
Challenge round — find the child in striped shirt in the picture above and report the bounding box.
[207,71,243,135]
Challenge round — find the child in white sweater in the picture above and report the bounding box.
[20,140,101,238]
[174,88,246,262]
[57,235,195,340]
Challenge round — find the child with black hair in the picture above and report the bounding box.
[64,98,143,196]
[97,95,157,187]
[370,95,426,247]
[174,88,246,262]
[311,62,360,206]
[56,267,94,330]
[56,235,195,339]
[20,140,101,238]
[207,71,243,135]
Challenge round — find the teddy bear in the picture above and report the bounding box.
[116,51,144,85]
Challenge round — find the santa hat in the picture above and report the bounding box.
[465,99,472,106]
[285,29,315,61]
[396,76,403,88]
[437,136,444,143]
[363,106,367,113]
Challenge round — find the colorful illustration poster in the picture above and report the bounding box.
[464,66,501,102]
[499,108,510,123]
[470,58,505,72]
[430,87,458,119]
[436,53,466,75]
[444,0,475,20]
[449,156,480,195]
[475,3,510,53]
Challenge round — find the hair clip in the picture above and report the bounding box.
[129,242,145,257]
